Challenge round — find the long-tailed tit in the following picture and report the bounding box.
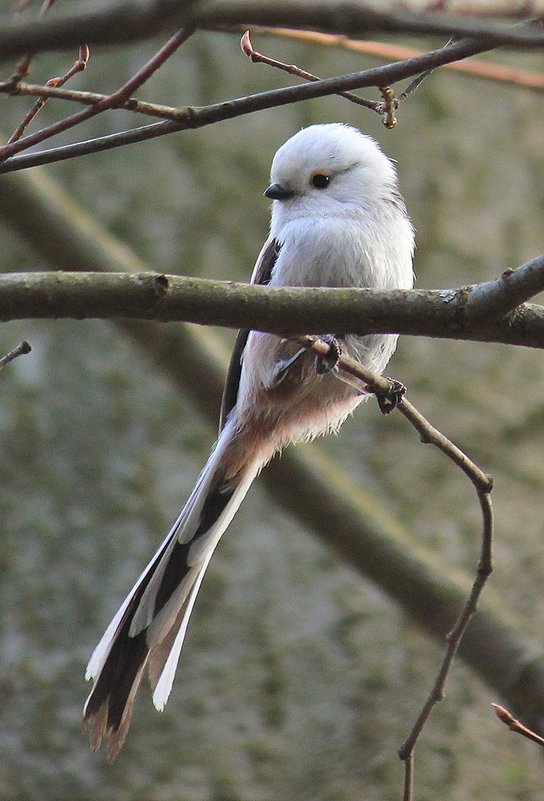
[83,123,415,758]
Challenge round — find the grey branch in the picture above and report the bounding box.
[1,1,544,59]
[1,262,544,348]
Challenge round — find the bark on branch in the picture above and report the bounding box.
[1,266,544,349]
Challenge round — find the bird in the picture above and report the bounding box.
[83,122,415,759]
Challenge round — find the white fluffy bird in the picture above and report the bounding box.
[83,123,415,758]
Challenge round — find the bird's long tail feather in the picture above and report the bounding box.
[83,419,261,760]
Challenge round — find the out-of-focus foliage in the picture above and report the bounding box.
[1,27,544,801]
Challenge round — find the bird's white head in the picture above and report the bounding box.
[265,123,403,231]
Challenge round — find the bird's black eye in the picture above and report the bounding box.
[311,173,330,189]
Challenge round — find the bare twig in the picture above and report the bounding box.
[394,38,457,111]
[492,703,544,748]
[0,27,195,163]
[8,44,90,144]
[300,335,493,801]
[6,0,62,96]
[0,339,31,371]
[0,79,190,120]
[241,30,380,112]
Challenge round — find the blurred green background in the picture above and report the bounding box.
[1,23,544,801]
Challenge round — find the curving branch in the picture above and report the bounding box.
[1,263,544,348]
[302,335,493,801]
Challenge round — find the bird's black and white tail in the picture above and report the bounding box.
[83,418,261,759]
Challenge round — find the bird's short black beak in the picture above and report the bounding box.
[264,183,295,201]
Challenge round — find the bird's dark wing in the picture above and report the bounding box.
[219,238,281,430]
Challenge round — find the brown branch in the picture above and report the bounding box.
[301,335,493,801]
[5,0,62,91]
[465,258,544,318]
[0,27,195,162]
[492,703,544,748]
[6,0,81,143]
[0,80,190,120]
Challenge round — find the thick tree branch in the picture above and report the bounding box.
[1,1,544,59]
[0,0,190,59]
[1,265,544,348]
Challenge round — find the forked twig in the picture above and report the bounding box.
[0,340,31,372]
[0,27,195,163]
[300,335,493,801]
[241,30,452,127]
[6,0,57,90]
[8,44,89,144]
[241,30,381,113]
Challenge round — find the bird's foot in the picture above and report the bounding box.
[376,379,406,414]
[315,335,343,375]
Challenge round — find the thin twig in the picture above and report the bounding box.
[241,30,380,112]
[0,27,195,163]
[402,755,413,801]
[397,38,457,107]
[242,30,453,125]
[0,340,31,371]
[1,79,188,120]
[492,703,544,748]
[8,44,90,144]
[299,335,493,801]
[6,0,60,95]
